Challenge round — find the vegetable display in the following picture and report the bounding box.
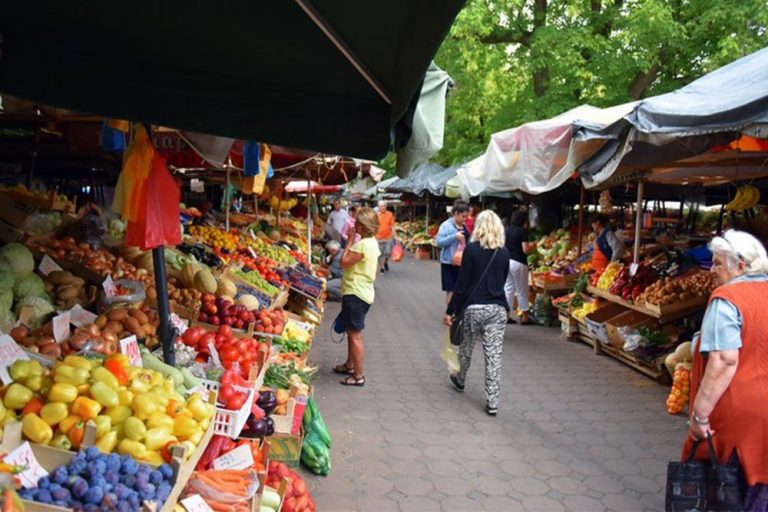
[636,271,718,306]
[266,461,315,512]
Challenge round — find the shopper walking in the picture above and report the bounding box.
[505,210,536,324]
[328,200,349,246]
[444,210,510,416]
[435,201,470,303]
[681,230,768,510]
[590,214,625,273]
[375,201,396,273]
[334,207,380,387]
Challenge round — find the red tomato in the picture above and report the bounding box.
[226,392,247,410]
[217,324,233,338]
[198,333,216,351]
[221,345,239,362]
[219,384,235,403]
[215,334,229,347]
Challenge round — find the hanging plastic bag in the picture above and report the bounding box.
[440,331,460,374]
[113,125,153,221]
[391,241,404,263]
[451,239,465,266]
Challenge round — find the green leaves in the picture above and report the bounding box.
[431,0,768,167]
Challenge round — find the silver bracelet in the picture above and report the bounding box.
[692,414,709,426]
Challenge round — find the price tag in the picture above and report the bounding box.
[213,443,254,470]
[69,304,98,328]
[207,341,222,367]
[247,247,258,259]
[170,313,188,335]
[103,275,116,297]
[0,335,30,384]
[181,494,213,512]
[119,335,142,367]
[52,311,71,342]
[38,255,62,276]
[4,441,49,488]
[629,263,639,277]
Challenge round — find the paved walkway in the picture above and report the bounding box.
[300,256,687,511]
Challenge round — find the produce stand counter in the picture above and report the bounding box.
[586,285,707,324]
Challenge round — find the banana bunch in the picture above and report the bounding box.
[725,185,761,211]
[269,195,298,212]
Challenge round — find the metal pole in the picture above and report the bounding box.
[254,195,259,220]
[225,166,231,231]
[153,246,176,365]
[307,178,312,262]
[577,184,586,257]
[425,194,430,230]
[633,181,645,264]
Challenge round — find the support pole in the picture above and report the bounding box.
[225,166,231,231]
[633,181,645,264]
[307,178,312,263]
[254,195,259,220]
[153,246,176,365]
[577,184,586,257]
[425,194,430,230]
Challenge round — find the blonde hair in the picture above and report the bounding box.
[355,207,379,238]
[710,229,768,274]
[471,210,505,250]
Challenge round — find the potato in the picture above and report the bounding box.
[57,285,81,301]
[104,321,124,334]
[129,309,149,324]
[47,270,76,286]
[108,309,129,322]
[124,317,144,337]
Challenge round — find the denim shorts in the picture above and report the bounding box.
[341,294,372,332]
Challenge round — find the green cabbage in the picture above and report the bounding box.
[14,295,54,328]
[0,243,34,278]
[0,288,12,312]
[0,260,12,290]
[0,308,16,333]
[13,273,46,300]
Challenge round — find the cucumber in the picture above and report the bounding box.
[180,367,202,389]
[140,347,184,388]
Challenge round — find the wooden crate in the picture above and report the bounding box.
[584,303,627,345]
[605,310,657,349]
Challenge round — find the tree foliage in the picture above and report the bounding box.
[433,0,768,166]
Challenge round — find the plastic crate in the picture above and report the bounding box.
[200,380,254,438]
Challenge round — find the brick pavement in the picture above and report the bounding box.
[300,256,687,511]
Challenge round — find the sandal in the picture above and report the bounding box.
[340,375,365,387]
[333,364,355,375]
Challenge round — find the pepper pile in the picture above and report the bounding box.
[608,263,658,301]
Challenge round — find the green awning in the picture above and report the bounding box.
[0,1,464,160]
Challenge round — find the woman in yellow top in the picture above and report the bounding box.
[334,207,380,386]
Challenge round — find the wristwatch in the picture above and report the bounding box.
[692,414,709,426]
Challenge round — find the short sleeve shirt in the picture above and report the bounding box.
[376,211,395,240]
[341,237,381,304]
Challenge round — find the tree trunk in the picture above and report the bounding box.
[629,63,661,99]
[533,67,549,97]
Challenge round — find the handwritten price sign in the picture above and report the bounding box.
[181,494,213,512]
[119,335,142,367]
[69,304,97,328]
[38,255,62,276]
[5,441,48,488]
[213,443,254,470]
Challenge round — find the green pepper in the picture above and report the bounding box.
[117,439,147,459]
[93,415,112,438]
[8,361,31,382]
[63,355,92,370]
[124,417,147,441]
[94,431,118,454]
[90,382,119,408]
[40,402,69,426]
[106,405,132,425]
[22,413,53,444]
[50,434,72,451]
[54,365,89,386]
[48,383,79,404]
[144,426,175,451]
[91,367,119,390]
[24,374,43,392]
[3,383,33,410]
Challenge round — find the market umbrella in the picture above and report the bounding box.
[0,1,464,160]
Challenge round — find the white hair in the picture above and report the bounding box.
[709,229,768,274]
[325,240,341,252]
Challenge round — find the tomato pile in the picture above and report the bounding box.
[267,461,315,512]
[180,324,268,380]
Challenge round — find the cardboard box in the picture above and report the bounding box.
[415,248,432,260]
[266,427,304,468]
[558,310,578,338]
[605,310,657,349]
[0,195,38,230]
[585,303,626,345]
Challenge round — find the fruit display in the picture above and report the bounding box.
[231,268,280,296]
[3,355,214,461]
[266,461,316,512]
[175,242,224,269]
[596,262,623,290]
[571,302,598,320]
[725,184,761,212]
[608,263,658,301]
[636,271,718,306]
[188,225,239,252]
[18,447,176,510]
[242,236,296,266]
[197,294,261,330]
[666,365,691,415]
[664,341,692,376]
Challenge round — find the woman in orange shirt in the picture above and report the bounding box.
[375,200,396,273]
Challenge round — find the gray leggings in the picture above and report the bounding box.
[455,304,507,409]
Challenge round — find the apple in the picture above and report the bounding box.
[211,316,221,325]
[234,319,244,329]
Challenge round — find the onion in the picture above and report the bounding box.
[85,324,101,338]
[102,331,118,345]
[70,332,89,350]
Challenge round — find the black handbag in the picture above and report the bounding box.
[449,250,498,346]
[665,434,746,512]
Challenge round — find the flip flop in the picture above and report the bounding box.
[333,364,355,375]
[340,375,365,387]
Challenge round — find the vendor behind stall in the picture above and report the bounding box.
[590,214,625,273]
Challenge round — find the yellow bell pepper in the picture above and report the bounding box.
[117,439,146,459]
[172,417,199,438]
[54,365,89,386]
[58,414,82,435]
[112,424,126,441]
[131,395,157,420]
[8,361,31,382]
[105,405,132,425]
[144,427,175,451]
[77,384,91,396]
[48,383,78,403]
[94,431,118,454]
[140,450,164,465]
[146,392,169,409]
[117,389,134,407]
[91,367,119,390]
[71,396,102,421]
[40,402,69,426]
[22,414,53,445]
[63,355,92,370]
[200,417,210,431]
[186,428,204,446]
[90,382,118,408]
[25,374,43,392]
[3,383,33,410]
[93,415,112,438]
[188,394,214,422]
[146,413,174,431]
[124,417,147,441]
